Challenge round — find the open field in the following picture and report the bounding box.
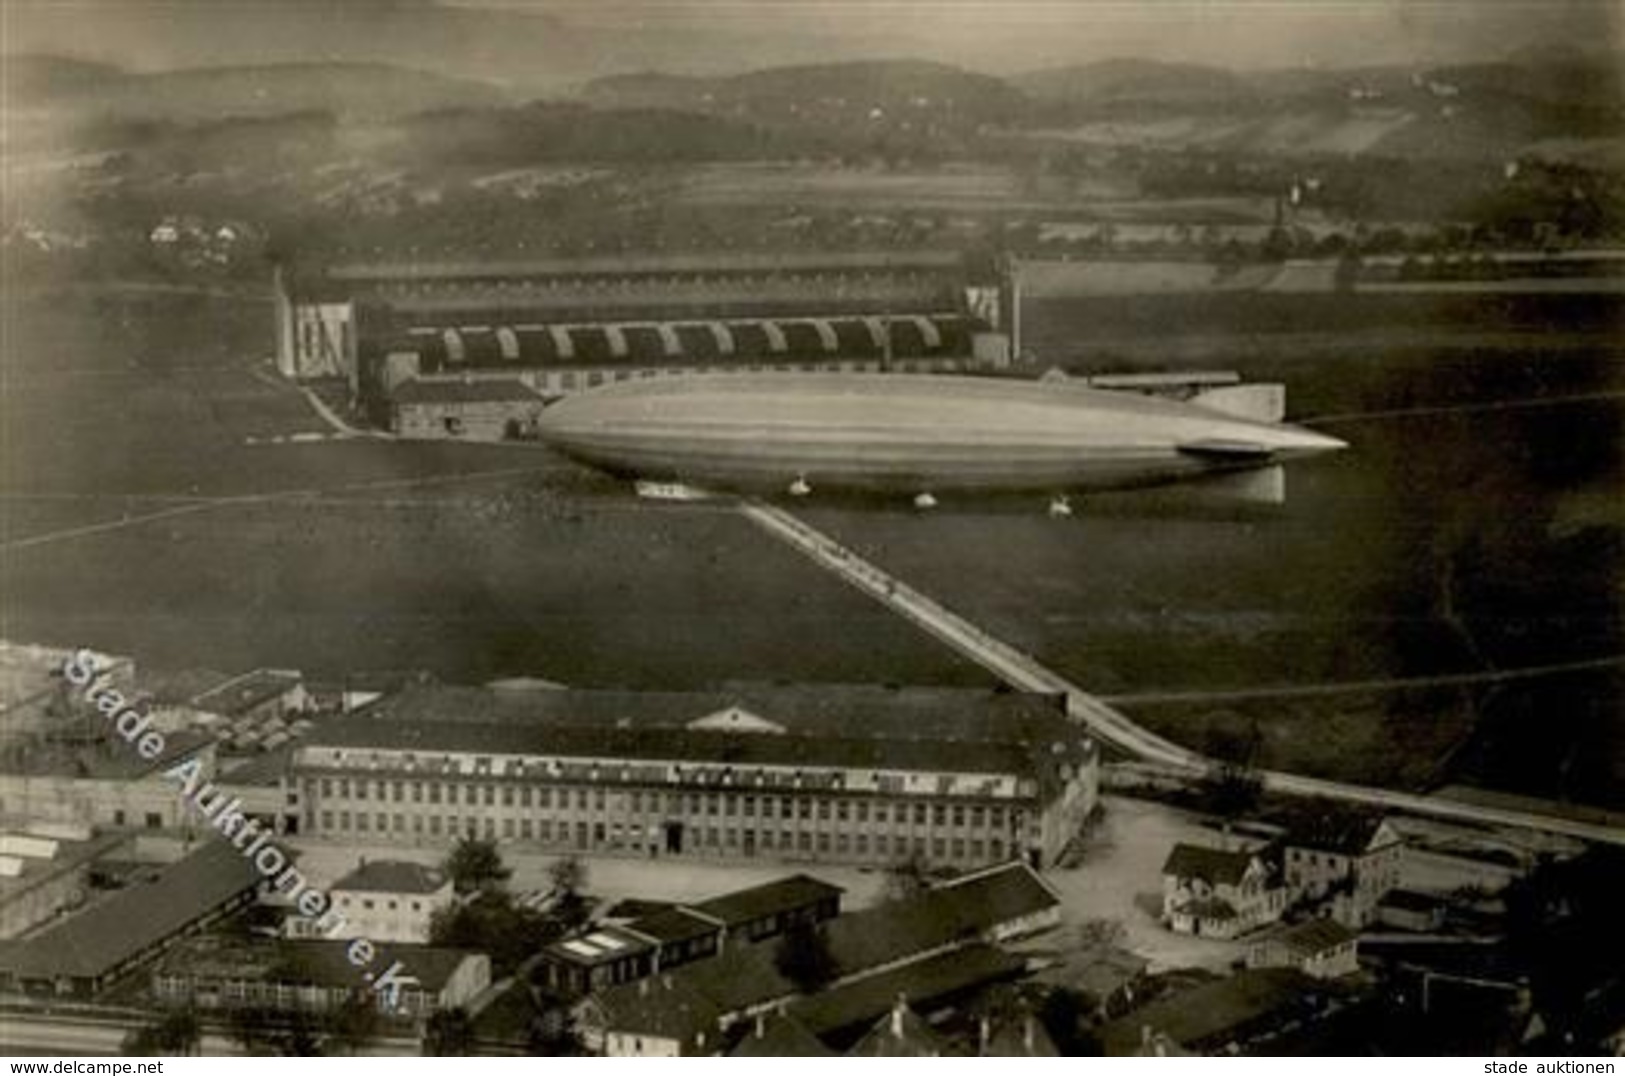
[804,291,1624,805]
[0,291,981,688]
[2,288,1619,805]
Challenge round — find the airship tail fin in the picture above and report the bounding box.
[1191,383,1286,424]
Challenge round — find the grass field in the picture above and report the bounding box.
[0,291,981,689]
[3,288,1618,804]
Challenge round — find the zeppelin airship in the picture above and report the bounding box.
[535,373,1346,511]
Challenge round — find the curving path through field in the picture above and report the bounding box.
[739,500,1625,848]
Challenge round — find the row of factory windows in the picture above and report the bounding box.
[309,777,1024,828]
[311,809,1016,863]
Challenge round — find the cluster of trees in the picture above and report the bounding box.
[430,838,589,979]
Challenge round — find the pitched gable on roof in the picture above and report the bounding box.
[1284,811,1398,857]
[592,975,721,1049]
[687,706,786,734]
[728,1011,833,1057]
[1163,842,1260,887]
[848,999,948,1057]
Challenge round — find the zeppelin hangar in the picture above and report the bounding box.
[274,251,1017,435]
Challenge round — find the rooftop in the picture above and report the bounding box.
[625,907,719,947]
[1283,811,1396,857]
[0,727,214,783]
[156,936,479,993]
[322,250,967,286]
[392,378,544,406]
[543,926,654,969]
[1097,969,1334,1056]
[1258,918,1357,956]
[191,669,302,718]
[331,859,448,896]
[597,861,1059,1020]
[690,874,843,929]
[791,943,1024,1042]
[727,1010,833,1057]
[847,998,950,1058]
[1162,842,1260,887]
[0,839,262,981]
[0,832,133,903]
[298,683,1086,792]
[589,973,721,1048]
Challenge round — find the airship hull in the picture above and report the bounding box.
[536,373,1344,498]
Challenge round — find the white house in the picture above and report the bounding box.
[1282,814,1404,927]
[1161,842,1286,939]
[322,859,453,944]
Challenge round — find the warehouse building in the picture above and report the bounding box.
[290,683,1096,870]
[273,252,1015,427]
[0,839,263,998]
[153,936,489,1018]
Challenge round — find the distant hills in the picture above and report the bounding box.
[5,47,1621,168]
[3,57,507,121]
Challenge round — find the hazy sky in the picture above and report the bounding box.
[5,0,1620,79]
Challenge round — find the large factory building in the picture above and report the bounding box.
[291,683,1096,871]
[273,251,1015,432]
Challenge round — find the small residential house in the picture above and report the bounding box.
[580,974,722,1056]
[1162,842,1286,939]
[324,860,454,944]
[1247,918,1360,980]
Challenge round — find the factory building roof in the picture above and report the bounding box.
[689,875,843,930]
[190,668,302,717]
[297,684,1088,792]
[323,250,969,285]
[0,839,262,982]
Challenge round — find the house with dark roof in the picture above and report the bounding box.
[324,858,453,943]
[847,997,949,1057]
[586,973,723,1056]
[1281,811,1403,927]
[0,839,263,998]
[1246,918,1360,980]
[727,1009,833,1057]
[1097,968,1356,1056]
[978,1009,1060,1057]
[1161,842,1286,939]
